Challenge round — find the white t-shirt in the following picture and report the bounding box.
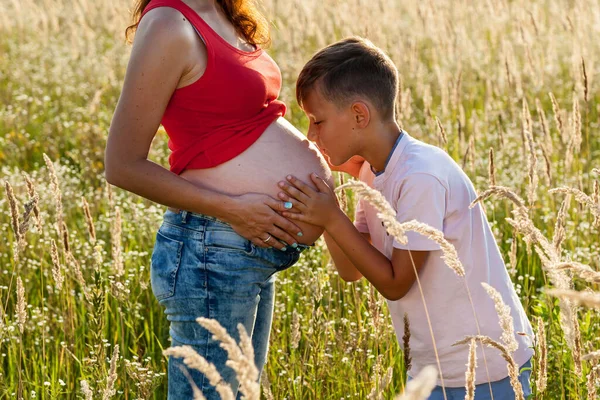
[354,131,534,387]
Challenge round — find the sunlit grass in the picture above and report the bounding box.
[1,0,599,398]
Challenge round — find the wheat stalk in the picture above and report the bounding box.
[465,338,477,400]
[549,187,600,220]
[583,351,600,361]
[16,276,26,335]
[488,148,496,187]
[43,153,65,246]
[111,206,124,276]
[336,181,465,277]
[23,173,43,232]
[535,316,547,393]
[549,92,565,144]
[393,365,438,400]
[80,380,94,400]
[523,128,538,206]
[546,289,600,309]
[82,196,97,244]
[177,365,207,400]
[481,283,518,353]
[4,180,22,262]
[291,308,300,349]
[196,318,260,399]
[163,345,235,400]
[536,98,553,154]
[454,335,524,400]
[573,310,583,376]
[102,344,119,400]
[435,117,448,145]
[260,369,274,400]
[555,262,600,284]
[552,193,570,253]
[403,313,412,371]
[470,186,528,214]
[50,239,64,291]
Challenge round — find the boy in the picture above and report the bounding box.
[277,37,534,399]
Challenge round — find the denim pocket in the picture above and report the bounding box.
[150,230,184,300]
[204,229,256,256]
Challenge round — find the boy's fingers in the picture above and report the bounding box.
[265,197,301,215]
[310,173,331,193]
[278,181,310,203]
[277,192,305,212]
[285,175,315,196]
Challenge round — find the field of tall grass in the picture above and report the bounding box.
[1,0,599,398]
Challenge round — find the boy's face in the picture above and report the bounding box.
[301,88,359,167]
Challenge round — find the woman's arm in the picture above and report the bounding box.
[105,9,301,249]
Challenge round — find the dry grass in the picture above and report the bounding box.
[0,0,599,398]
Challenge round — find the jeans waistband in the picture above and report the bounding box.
[163,207,312,253]
[166,207,230,226]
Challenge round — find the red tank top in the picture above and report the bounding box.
[140,0,287,174]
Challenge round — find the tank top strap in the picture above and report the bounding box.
[141,0,221,48]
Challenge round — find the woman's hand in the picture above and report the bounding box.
[226,193,303,250]
[277,174,344,229]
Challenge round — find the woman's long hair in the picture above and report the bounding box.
[125,0,271,47]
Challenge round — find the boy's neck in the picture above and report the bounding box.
[359,120,403,174]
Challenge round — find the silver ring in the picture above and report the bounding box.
[263,234,272,243]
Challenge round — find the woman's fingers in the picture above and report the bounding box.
[251,238,271,249]
[271,213,304,239]
[281,211,310,222]
[267,226,299,249]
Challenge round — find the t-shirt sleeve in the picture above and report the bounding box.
[353,198,370,233]
[392,173,446,251]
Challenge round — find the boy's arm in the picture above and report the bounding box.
[326,193,370,282]
[323,231,369,282]
[325,213,429,300]
[279,174,429,300]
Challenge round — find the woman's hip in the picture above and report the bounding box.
[150,209,307,303]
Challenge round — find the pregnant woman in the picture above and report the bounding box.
[104,0,331,398]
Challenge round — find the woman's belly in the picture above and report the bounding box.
[179,117,333,245]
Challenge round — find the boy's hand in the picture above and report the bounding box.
[278,174,343,229]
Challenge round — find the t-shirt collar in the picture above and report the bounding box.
[371,130,405,177]
[372,130,410,187]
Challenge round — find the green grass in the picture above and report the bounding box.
[0,0,599,398]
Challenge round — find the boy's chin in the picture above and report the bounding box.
[325,153,342,167]
[330,155,353,167]
[319,148,347,168]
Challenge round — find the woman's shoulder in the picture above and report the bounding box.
[136,6,200,51]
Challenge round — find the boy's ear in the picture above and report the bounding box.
[351,101,371,129]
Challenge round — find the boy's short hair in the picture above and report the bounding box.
[296,36,399,120]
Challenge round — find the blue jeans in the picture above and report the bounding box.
[414,358,532,400]
[150,209,309,399]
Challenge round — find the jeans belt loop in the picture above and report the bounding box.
[180,210,188,224]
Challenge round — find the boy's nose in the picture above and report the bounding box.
[307,127,317,141]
